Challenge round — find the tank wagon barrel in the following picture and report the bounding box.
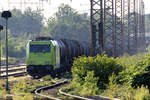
[26,37,90,78]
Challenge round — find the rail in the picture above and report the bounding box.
[0,68,26,74]
[0,64,26,78]
[35,79,95,100]
[0,72,27,78]
[0,64,26,69]
[35,79,68,100]
[59,89,94,100]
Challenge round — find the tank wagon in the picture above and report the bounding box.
[26,37,90,78]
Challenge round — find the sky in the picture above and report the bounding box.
[144,0,150,14]
[0,0,149,18]
[0,0,90,18]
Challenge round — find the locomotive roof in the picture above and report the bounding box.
[32,37,52,41]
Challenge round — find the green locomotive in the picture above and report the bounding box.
[26,37,89,78]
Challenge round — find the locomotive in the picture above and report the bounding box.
[26,37,90,78]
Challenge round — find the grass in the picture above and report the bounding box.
[0,75,58,100]
[118,53,148,67]
[101,73,150,99]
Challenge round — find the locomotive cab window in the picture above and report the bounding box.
[30,44,50,53]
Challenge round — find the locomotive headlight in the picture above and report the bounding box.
[45,61,50,65]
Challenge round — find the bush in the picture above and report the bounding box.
[63,53,150,98]
[103,74,150,99]
[72,54,123,90]
[63,71,99,96]
[102,74,130,98]
[119,54,150,89]
[80,71,99,96]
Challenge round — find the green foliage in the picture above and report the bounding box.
[72,54,123,89]
[64,54,122,96]
[13,93,33,100]
[0,78,57,100]
[12,79,32,93]
[102,74,130,98]
[0,79,7,98]
[46,4,90,41]
[63,74,99,96]
[80,71,99,96]
[11,79,53,93]
[102,74,150,99]
[62,73,72,79]
[63,53,150,99]
[7,8,43,35]
[63,53,150,100]
[12,93,47,100]
[132,86,150,100]
[42,75,52,81]
[62,81,82,95]
[119,54,150,89]
[119,53,147,67]
[1,31,29,59]
[121,86,150,100]
[8,35,26,58]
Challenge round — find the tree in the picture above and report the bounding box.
[0,8,44,36]
[46,4,90,41]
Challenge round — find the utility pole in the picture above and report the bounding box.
[0,25,3,77]
[1,11,12,92]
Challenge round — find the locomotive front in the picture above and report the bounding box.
[26,40,55,78]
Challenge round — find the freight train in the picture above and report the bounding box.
[26,37,90,78]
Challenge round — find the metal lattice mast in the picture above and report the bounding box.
[143,1,145,45]
[122,0,129,53]
[138,0,142,48]
[138,0,145,49]
[141,1,145,48]
[103,0,115,57]
[90,0,145,56]
[128,0,137,54]
[134,0,138,52]
[90,0,104,56]
[115,0,123,56]
[137,0,140,49]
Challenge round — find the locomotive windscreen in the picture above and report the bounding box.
[30,44,50,53]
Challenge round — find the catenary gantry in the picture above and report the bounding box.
[90,0,145,57]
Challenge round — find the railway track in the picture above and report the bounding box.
[0,64,26,78]
[0,64,26,69]
[0,72,27,78]
[0,68,26,74]
[35,79,94,100]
